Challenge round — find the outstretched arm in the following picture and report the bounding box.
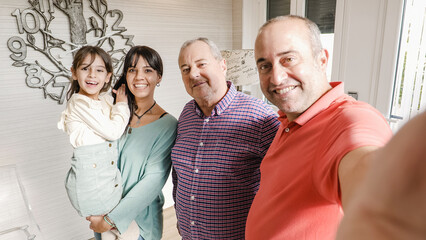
[336,111,426,240]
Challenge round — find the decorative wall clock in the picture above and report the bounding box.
[7,0,135,104]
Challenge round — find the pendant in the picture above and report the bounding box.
[135,119,141,126]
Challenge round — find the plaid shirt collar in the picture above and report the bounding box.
[194,81,236,118]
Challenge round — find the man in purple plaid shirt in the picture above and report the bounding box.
[171,37,280,239]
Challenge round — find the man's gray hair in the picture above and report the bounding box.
[258,15,323,57]
[180,37,223,61]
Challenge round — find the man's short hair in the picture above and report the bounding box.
[179,37,223,61]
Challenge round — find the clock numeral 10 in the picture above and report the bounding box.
[11,8,41,34]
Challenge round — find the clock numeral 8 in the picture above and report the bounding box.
[12,8,41,34]
[7,36,27,61]
[25,64,44,88]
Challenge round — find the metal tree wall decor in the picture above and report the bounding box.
[7,0,135,104]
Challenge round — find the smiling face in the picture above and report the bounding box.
[126,56,161,100]
[72,54,112,100]
[255,18,331,121]
[178,40,228,113]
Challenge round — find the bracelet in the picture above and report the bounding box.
[103,215,116,228]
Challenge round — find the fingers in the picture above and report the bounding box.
[119,85,126,94]
[88,219,94,230]
[114,85,126,95]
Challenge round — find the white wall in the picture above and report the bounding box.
[0,1,233,239]
[332,0,404,116]
[241,0,266,49]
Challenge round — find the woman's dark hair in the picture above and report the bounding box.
[113,45,163,124]
[66,46,114,100]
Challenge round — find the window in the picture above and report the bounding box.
[267,0,291,19]
[305,0,336,81]
[389,0,425,131]
[305,0,336,33]
[267,0,337,81]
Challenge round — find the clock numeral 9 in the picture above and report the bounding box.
[7,36,27,61]
[25,64,45,88]
[11,8,41,34]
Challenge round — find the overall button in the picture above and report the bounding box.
[109,143,112,147]
[111,161,114,165]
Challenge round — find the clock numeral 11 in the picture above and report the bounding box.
[11,8,41,34]
[36,0,55,14]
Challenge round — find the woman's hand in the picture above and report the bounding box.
[86,215,112,233]
[113,85,128,103]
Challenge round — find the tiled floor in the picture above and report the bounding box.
[88,207,180,240]
[162,206,180,240]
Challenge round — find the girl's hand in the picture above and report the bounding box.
[113,85,128,103]
[86,215,112,233]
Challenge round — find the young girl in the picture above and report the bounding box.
[58,46,139,240]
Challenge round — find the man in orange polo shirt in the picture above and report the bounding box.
[245,15,393,239]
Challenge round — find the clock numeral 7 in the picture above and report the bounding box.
[53,80,71,105]
[11,8,41,34]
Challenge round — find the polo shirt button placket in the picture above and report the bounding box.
[285,127,290,133]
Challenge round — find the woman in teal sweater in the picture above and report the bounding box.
[88,45,177,240]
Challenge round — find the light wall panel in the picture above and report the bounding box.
[0,1,233,239]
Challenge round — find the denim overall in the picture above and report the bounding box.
[65,140,122,217]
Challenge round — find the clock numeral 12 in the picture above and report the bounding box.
[11,8,41,34]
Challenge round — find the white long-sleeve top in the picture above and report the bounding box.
[58,93,130,148]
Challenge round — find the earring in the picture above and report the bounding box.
[156,83,160,87]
